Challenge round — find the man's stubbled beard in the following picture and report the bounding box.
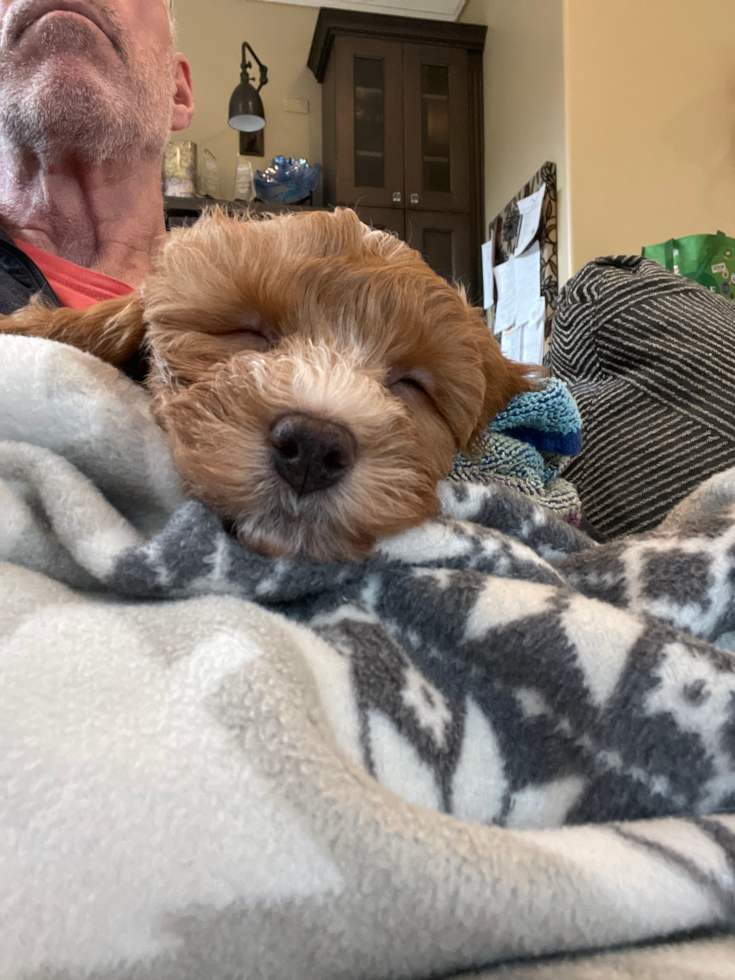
[0,3,174,166]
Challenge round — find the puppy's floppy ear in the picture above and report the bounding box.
[0,291,145,367]
[464,311,536,452]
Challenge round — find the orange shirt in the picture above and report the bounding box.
[14,240,133,309]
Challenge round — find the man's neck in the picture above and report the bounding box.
[0,146,167,287]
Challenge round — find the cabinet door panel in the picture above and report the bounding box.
[354,206,406,240]
[406,211,474,296]
[402,44,470,213]
[334,37,404,208]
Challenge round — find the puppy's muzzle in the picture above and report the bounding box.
[269,413,357,496]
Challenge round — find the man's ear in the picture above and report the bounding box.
[171,53,195,132]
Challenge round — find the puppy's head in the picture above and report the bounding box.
[143,208,531,560]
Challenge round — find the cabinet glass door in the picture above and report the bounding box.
[354,57,385,188]
[335,38,404,208]
[403,45,470,213]
[420,64,451,194]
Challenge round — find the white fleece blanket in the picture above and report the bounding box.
[1,335,734,980]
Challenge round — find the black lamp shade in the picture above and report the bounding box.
[228,80,266,132]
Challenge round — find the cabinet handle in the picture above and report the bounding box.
[392,191,402,203]
[410,193,419,205]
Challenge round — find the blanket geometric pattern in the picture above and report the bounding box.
[102,483,735,828]
[2,335,734,979]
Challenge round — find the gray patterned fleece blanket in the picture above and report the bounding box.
[2,334,735,980]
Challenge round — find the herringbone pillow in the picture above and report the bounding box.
[551,255,735,537]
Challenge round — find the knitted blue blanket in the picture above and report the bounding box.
[450,377,583,524]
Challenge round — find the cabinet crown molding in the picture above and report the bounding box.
[266,0,466,26]
[308,6,486,81]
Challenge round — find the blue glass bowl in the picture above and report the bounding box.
[254,156,322,205]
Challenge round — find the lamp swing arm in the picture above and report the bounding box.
[241,41,268,92]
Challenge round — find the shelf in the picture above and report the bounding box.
[163,196,323,217]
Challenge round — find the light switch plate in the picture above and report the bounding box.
[283,99,309,114]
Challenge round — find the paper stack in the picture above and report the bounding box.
[481,185,546,366]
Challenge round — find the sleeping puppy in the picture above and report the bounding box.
[0,207,531,560]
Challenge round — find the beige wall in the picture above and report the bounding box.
[564,0,735,272]
[460,0,570,282]
[174,0,322,200]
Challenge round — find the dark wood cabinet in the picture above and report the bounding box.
[354,205,405,239]
[405,210,472,286]
[309,8,486,300]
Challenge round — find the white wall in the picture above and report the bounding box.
[174,0,322,200]
[460,0,570,283]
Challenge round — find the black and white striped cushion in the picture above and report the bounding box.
[551,255,735,537]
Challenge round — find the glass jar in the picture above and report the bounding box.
[163,140,197,197]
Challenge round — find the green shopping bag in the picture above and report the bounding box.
[643,231,735,301]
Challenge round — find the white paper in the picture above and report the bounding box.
[481,235,494,309]
[501,324,522,361]
[514,241,541,324]
[520,297,546,366]
[493,258,516,331]
[514,185,545,257]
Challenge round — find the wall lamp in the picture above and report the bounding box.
[228,41,268,134]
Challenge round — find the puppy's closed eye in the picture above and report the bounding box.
[391,377,428,398]
[217,328,274,354]
[385,368,433,404]
[149,325,277,391]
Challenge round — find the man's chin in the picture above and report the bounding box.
[12,13,116,65]
[1,15,122,112]
[7,59,108,100]
[0,59,171,165]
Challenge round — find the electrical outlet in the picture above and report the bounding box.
[283,99,309,115]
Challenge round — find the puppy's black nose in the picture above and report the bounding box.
[269,413,357,495]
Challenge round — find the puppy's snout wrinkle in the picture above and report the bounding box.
[269,413,357,496]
